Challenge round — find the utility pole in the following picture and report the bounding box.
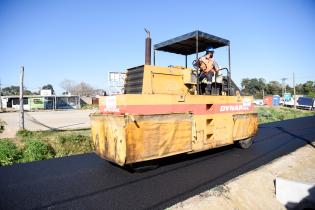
[262,89,265,99]
[281,78,288,97]
[19,66,25,130]
[293,72,296,109]
[0,79,2,111]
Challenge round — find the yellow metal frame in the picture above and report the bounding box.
[91,65,258,166]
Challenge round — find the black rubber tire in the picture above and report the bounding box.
[237,137,253,149]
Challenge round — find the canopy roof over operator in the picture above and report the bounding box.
[153,30,232,95]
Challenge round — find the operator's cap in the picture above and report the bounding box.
[206,46,215,53]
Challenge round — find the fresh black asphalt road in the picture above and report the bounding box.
[1,116,315,210]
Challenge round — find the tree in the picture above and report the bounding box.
[285,84,293,94]
[241,78,266,98]
[60,79,76,94]
[24,89,34,95]
[266,81,282,95]
[72,82,94,96]
[295,83,304,95]
[60,79,96,96]
[1,85,34,96]
[2,86,19,95]
[303,81,315,97]
[42,84,55,95]
[241,78,315,97]
[239,78,315,97]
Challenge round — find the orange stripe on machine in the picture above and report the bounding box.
[99,103,253,115]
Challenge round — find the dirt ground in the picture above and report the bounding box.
[168,144,315,210]
[0,109,95,138]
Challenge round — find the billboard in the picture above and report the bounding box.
[109,72,126,83]
[40,89,52,96]
[108,72,126,95]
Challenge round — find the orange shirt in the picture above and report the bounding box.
[199,56,219,73]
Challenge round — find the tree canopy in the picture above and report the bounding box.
[42,84,55,95]
[60,79,101,96]
[241,78,315,98]
[1,86,34,96]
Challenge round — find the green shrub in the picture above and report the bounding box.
[81,104,98,110]
[16,130,35,138]
[0,139,21,166]
[256,106,315,124]
[58,134,87,144]
[22,140,55,162]
[57,134,92,156]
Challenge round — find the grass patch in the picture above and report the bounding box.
[0,129,93,166]
[56,133,93,157]
[81,104,98,110]
[255,106,315,124]
[21,140,55,162]
[0,139,21,166]
[16,129,35,138]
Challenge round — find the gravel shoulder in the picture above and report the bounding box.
[168,144,315,210]
[0,110,95,138]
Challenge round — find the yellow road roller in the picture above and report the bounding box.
[91,30,258,167]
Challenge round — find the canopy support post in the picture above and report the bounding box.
[228,44,231,96]
[196,31,199,95]
[185,55,187,68]
[153,50,156,66]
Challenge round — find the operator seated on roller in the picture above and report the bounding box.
[198,47,219,95]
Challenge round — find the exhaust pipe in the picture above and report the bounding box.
[145,28,151,65]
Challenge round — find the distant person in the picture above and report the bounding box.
[198,47,219,94]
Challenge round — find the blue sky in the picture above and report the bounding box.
[0,0,314,94]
